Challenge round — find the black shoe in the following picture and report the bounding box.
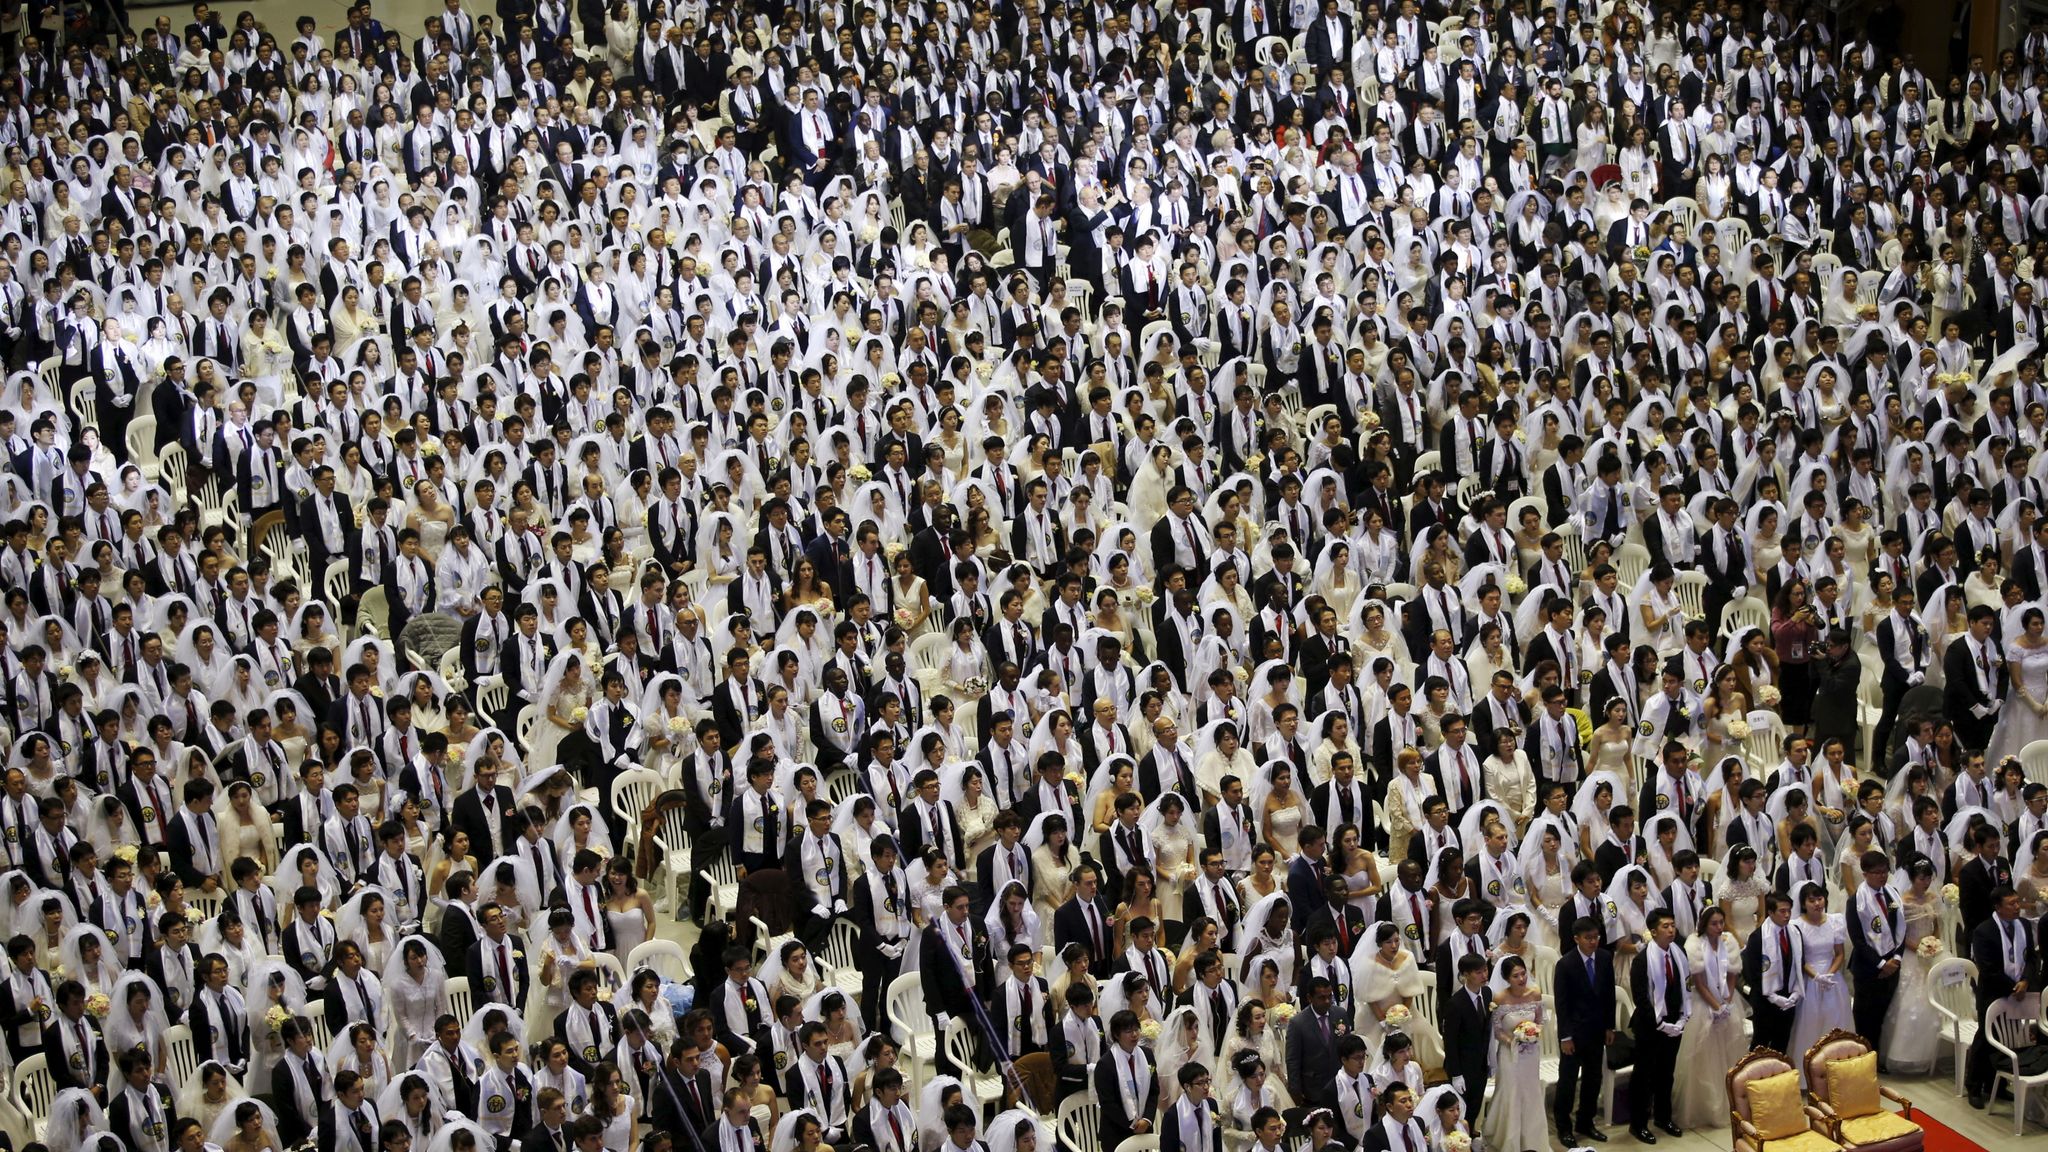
[1580,1127,1609,1142]
[1970,1091,1988,1110]
[1556,1131,1575,1147]
[1630,1129,1657,1145]
[1658,1125,1683,1138]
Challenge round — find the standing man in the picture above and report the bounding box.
[1967,887,2038,1109]
[1628,910,1688,1143]
[1845,851,1905,1064]
[1552,917,1615,1146]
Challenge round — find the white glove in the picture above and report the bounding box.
[833,899,848,915]
[1907,671,1925,686]
[112,394,132,408]
[1451,1076,1465,1093]
[1660,1021,1685,1037]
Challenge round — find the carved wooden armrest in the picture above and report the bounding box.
[1878,1086,1913,1115]
[1734,1117,1763,1144]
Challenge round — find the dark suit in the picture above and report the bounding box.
[1158,1097,1223,1152]
[1094,1043,1159,1152]
[1967,915,2039,1095]
[1844,886,1905,1052]
[41,1012,107,1093]
[1051,895,1119,973]
[1552,946,1615,1135]
[448,786,517,865]
[1742,921,1799,1055]
[1441,983,1492,1120]
[1943,634,2006,752]
[916,913,992,1073]
[1284,1003,1344,1110]
[1628,946,1683,1130]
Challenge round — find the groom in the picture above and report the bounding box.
[1629,910,1689,1143]
[1553,917,1615,1145]
[1845,852,1905,1062]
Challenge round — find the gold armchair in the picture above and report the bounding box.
[1727,1046,1843,1152]
[1802,1030,1924,1152]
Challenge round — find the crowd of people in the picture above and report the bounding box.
[1,0,2048,1150]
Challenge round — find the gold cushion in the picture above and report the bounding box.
[1839,1113,1920,1147]
[1751,1069,1809,1142]
[1827,1051,1882,1120]
[1763,1132,1844,1152]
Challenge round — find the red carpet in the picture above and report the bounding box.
[1914,1108,1990,1152]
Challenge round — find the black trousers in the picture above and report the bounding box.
[1750,998,1794,1058]
[1967,996,2000,1094]
[1552,1038,1604,1133]
[1852,968,1898,1053]
[1630,1027,1680,1128]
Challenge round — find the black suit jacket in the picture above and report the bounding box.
[1970,915,2039,1006]
[449,786,517,865]
[1051,895,1119,972]
[1553,945,1617,1047]
[1440,983,1493,1083]
[41,1014,108,1091]
[1094,1043,1159,1151]
[917,914,993,1008]
[1158,1097,1223,1152]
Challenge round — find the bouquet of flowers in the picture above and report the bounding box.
[1503,575,1527,597]
[883,541,906,561]
[1064,771,1085,788]
[1139,1019,1161,1042]
[265,1005,291,1033]
[1359,410,1382,431]
[1383,1004,1413,1028]
[113,845,139,865]
[446,744,465,764]
[1445,1133,1472,1152]
[895,608,915,629]
[184,906,205,925]
[1271,1003,1297,1023]
[1917,936,1944,958]
[571,706,589,724]
[1727,718,1753,740]
[58,665,74,680]
[882,373,902,389]
[84,992,110,1020]
[962,676,989,696]
[850,464,873,482]
[1244,453,1266,473]
[1513,1019,1542,1047]
[977,361,996,381]
[1756,685,1782,707]
[1134,586,1156,604]
[668,716,689,735]
[1941,883,1961,906]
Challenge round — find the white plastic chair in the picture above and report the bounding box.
[1056,1093,1103,1152]
[626,938,690,983]
[11,1053,51,1137]
[1987,996,2048,1132]
[163,1023,197,1085]
[700,852,739,924]
[885,971,937,1090]
[608,767,664,858]
[447,976,474,1023]
[2022,739,2048,787]
[653,807,693,914]
[823,919,867,1001]
[1927,957,1978,1097]
[943,1017,1005,1106]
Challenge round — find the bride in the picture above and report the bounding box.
[1879,858,1946,1075]
[529,650,592,769]
[1673,905,1746,1128]
[1483,955,1548,1152]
